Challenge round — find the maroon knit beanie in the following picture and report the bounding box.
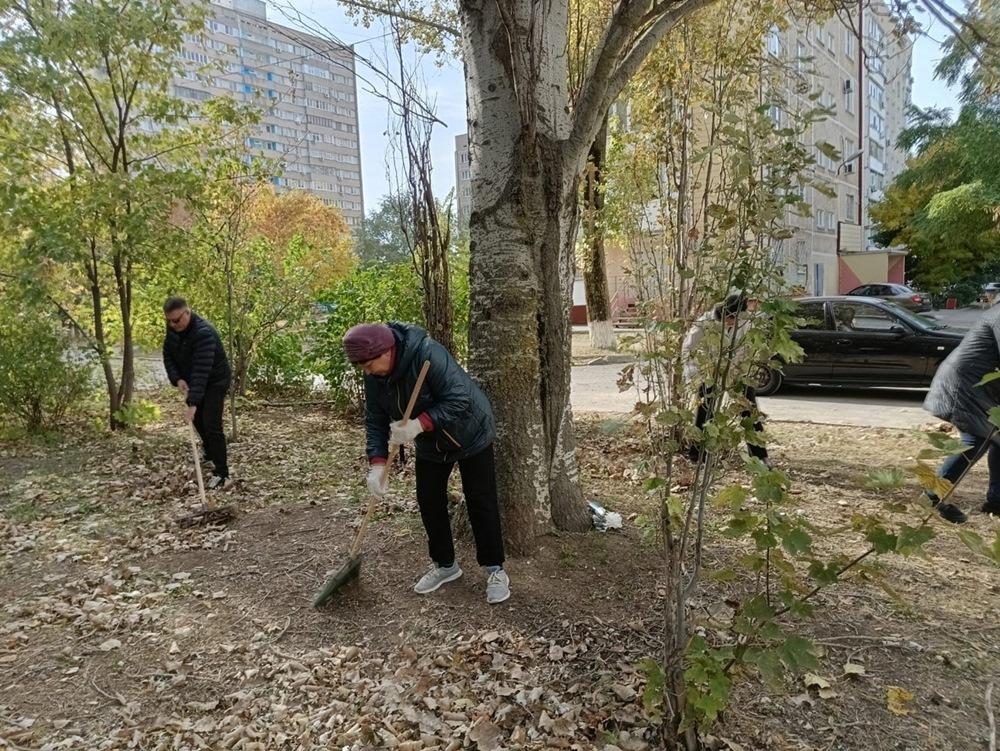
[343,323,395,363]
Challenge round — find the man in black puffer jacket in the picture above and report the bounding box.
[162,297,232,489]
[343,321,509,604]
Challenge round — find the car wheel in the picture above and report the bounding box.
[751,363,783,396]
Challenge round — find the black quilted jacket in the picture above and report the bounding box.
[162,312,231,406]
[363,322,495,464]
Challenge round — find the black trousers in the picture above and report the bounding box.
[193,383,229,478]
[693,384,768,460]
[415,443,505,568]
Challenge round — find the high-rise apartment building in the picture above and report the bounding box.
[174,0,364,227]
[774,2,912,295]
[454,133,472,231]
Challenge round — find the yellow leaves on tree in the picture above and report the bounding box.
[246,188,356,292]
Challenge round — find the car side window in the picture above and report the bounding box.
[832,303,856,331]
[851,285,869,295]
[834,303,898,332]
[796,302,828,330]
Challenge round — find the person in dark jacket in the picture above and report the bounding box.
[162,297,232,489]
[923,307,1000,523]
[683,293,771,467]
[343,321,510,604]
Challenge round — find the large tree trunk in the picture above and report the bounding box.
[582,115,617,350]
[460,0,590,554]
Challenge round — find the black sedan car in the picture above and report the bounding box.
[754,296,965,396]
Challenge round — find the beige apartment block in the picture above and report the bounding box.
[774,2,912,296]
[174,0,364,227]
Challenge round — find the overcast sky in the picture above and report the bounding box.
[275,1,964,215]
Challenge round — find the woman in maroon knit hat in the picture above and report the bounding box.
[342,321,510,604]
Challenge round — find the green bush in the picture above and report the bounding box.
[247,329,314,395]
[932,280,980,308]
[113,398,161,429]
[309,263,426,413]
[0,309,92,431]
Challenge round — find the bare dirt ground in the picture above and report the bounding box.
[1,396,998,751]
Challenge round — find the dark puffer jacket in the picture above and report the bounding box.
[162,312,231,407]
[924,307,1000,439]
[364,322,495,464]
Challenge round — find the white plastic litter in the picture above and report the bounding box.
[588,501,622,532]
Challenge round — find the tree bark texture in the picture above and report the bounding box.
[459,0,718,553]
[582,115,616,350]
[460,0,592,554]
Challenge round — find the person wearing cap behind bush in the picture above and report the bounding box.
[343,321,510,604]
[682,293,772,468]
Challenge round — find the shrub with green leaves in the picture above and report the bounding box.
[309,263,426,413]
[0,307,92,431]
[112,399,161,429]
[248,329,314,395]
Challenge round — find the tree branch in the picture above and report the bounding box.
[266,2,449,127]
[567,0,719,173]
[334,0,459,36]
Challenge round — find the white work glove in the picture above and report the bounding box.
[366,465,388,497]
[389,418,424,445]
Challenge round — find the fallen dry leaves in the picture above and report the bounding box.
[1,406,999,751]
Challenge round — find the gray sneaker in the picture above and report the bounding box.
[413,563,463,594]
[486,569,510,604]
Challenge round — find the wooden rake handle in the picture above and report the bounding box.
[349,360,431,557]
[184,400,212,511]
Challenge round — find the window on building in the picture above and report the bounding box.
[815,145,835,171]
[183,49,209,64]
[173,85,211,101]
[869,110,885,137]
[846,193,856,222]
[796,41,807,72]
[766,27,781,56]
[868,80,884,109]
[813,263,825,296]
[845,28,855,58]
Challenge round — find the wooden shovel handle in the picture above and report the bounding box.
[350,360,431,557]
[380,359,431,490]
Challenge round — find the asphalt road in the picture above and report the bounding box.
[570,363,932,428]
[570,306,989,429]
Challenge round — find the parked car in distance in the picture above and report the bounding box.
[753,296,965,396]
[844,283,932,312]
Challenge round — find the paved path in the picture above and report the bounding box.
[568,306,988,429]
[570,363,932,428]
